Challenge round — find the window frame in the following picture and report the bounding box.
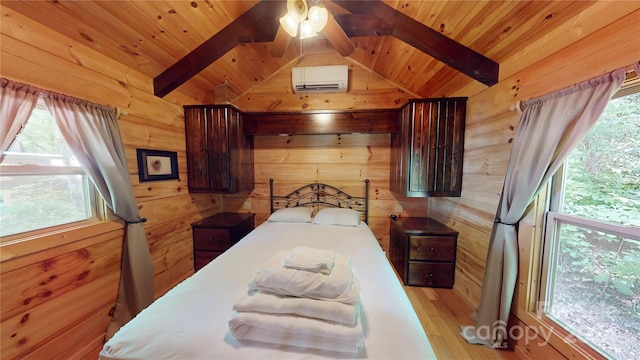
[521,81,640,360]
[0,97,108,241]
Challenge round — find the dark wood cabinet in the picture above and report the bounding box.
[191,212,255,271]
[184,105,254,193]
[389,216,458,288]
[391,98,466,197]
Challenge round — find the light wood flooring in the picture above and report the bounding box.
[403,285,524,360]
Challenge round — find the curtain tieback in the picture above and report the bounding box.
[127,218,147,224]
[494,218,515,226]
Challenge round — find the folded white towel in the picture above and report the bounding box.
[233,291,357,325]
[249,250,360,304]
[229,311,364,353]
[283,246,335,274]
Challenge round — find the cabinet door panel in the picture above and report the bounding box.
[207,107,231,192]
[185,108,209,191]
[392,98,466,197]
[184,105,253,194]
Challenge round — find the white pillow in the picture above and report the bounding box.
[268,207,313,223]
[313,208,361,227]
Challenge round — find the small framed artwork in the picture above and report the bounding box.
[136,148,179,182]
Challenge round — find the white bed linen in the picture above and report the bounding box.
[100,221,436,359]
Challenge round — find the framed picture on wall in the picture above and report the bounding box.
[136,148,179,182]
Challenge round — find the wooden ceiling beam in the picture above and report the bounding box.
[333,14,393,37]
[153,0,284,98]
[154,0,499,98]
[332,0,499,87]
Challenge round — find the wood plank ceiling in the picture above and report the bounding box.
[3,0,596,103]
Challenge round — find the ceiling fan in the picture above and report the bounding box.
[153,0,499,98]
[271,0,355,57]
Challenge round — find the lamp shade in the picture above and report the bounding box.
[299,19,317,39]
[287,0,308,23]
[308,6,328,32]
[279,13,299,37]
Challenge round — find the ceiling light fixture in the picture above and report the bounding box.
[279,0,328,39]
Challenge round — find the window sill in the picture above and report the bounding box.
[515,309,606,360]
[0,219,125,264]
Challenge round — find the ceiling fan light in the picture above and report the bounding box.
[308,6,328,32]
[279,13,299,37]
[287,0,308,23]
[299,19,317,39]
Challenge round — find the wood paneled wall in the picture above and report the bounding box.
[223,134,429,253]
[0,6,220,359]
[235,42,418,112]
[431,5,640,311]
[428,6,640,360]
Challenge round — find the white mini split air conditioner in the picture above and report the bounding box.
[292,65,348,93]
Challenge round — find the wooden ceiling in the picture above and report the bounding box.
[3,0,598,102]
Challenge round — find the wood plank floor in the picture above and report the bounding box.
[403,285,524,360]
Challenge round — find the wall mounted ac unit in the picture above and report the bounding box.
[292,65,348,93]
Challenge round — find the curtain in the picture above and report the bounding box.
[43,93,154,340]
[460,62,638,348]
[0,78,40,161]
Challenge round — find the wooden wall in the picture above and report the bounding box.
[432,2,639,312]
[428,5,640,359]
[0,6,221,359]
[223,134,429,254]
[224,44,433,253]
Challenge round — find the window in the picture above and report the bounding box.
[0,97,101,238]
[540,87,640,359]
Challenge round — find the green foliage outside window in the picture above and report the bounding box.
[550,92,639,359]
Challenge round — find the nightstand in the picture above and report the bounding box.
[191,212,255,271]
[389,216,458,288]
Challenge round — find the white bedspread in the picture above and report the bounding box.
[100,221,436,359]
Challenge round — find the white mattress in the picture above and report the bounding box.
[100,221,436,359]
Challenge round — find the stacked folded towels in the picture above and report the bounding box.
[283,246,336,274]
[229,246,364,353]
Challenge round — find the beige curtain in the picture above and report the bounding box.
[0,78,40,161]
[461,62,638,348]
[43,93,154,340]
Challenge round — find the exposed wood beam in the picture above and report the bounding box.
[154,0,499,98]
[333,13,393,37]
[153,0,284,98]
[333,0,499,87]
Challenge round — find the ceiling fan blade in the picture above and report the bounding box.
[271,25,293,57]
[321,11,355,56]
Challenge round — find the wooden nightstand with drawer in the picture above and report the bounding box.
[191,212,255,271]
[389,216,458,288]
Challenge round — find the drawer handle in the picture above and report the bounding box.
[208,238,215,242]
[429,247,435,251]
[429,273,433,277]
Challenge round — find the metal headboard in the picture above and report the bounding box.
[269,179,370,224]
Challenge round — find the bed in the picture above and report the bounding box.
[99,179,436,359]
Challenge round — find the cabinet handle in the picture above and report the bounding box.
[208,238,215,242]
[430,247,435,251]
[429,273,433,277]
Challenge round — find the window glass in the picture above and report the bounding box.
[542,90,640,360]
[0,97,97,237]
